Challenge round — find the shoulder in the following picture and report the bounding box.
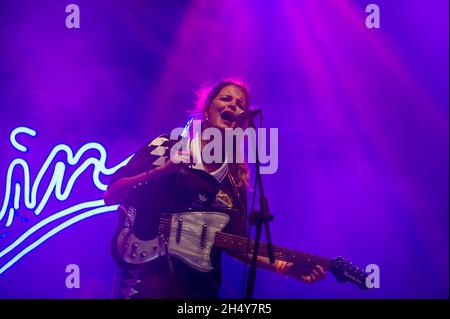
[127,134,173,167]
[146,134,171,148]
[109,134,173,184]
[137,134,171,154]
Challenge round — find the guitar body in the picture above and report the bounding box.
[116,211,230,271]
[110,167,222,269]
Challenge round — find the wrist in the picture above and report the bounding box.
[275,260,288,275]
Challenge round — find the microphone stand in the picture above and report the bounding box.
[244,111,275,299]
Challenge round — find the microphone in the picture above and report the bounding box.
[235,107,261,125]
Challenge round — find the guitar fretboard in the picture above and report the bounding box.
[215,232,332,269]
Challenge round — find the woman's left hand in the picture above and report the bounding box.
[284,264,326,283]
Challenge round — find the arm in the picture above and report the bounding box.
[226,187,324,282]
[229,252,326,283]
[104,150,190,206]
[104,165,166,206]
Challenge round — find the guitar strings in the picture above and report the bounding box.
[158,219,332,268]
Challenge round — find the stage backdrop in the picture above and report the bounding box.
[0,0,448,298]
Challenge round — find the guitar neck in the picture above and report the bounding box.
[215,232,332,270]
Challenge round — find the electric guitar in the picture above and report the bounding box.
[113,209,370,290]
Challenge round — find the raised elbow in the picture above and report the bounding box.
[103,189,116,206]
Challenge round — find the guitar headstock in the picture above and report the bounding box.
[330,257,369,290]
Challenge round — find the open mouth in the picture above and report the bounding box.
[220,110,235,124]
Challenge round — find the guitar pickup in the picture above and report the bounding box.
[200,224,207,249]
[176,218,183,244]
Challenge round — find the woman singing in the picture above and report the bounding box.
[104,79,325,298]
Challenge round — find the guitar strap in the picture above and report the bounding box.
[227,170,246,214]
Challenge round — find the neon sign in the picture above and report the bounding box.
[0,126,131,275]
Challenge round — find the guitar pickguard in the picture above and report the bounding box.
[168,212,230,271]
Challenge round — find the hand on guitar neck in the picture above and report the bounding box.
[282,262,326,283]
[230,253,326,284]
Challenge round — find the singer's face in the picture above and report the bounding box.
[205,85,247,130]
